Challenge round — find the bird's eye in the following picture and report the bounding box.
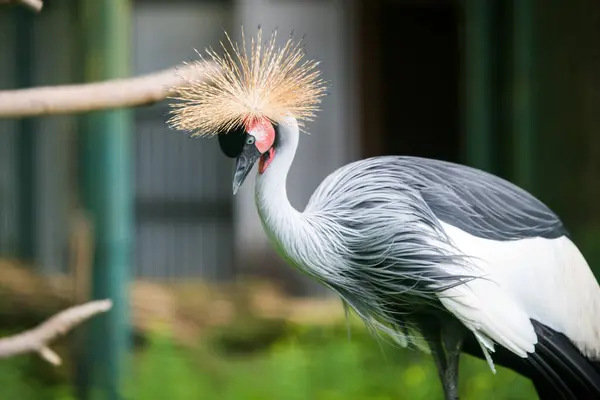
[246,136,255,145]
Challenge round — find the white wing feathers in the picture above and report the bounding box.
[433,219,600,369]
[425,221,541,373]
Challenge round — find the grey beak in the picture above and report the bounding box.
[232,149,260,195]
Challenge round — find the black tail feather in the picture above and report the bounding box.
[527,346,578,399]
[528,320,600,399]
[462,319,600,400]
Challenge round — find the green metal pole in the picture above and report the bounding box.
[78,1,133,399]
[15,8,36,262]
[512,0,536,192]
[463,0,494,172]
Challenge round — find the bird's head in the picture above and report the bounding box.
[167,27,327,194]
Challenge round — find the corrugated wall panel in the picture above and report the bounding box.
[0,14,20,258]
[132,1,235,279]
[32,2,76,274]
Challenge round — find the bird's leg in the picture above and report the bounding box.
[422,321,464,400]
[440,325,464,400]
[426,337,449,391]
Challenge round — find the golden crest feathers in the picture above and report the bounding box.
[167,27,328,136]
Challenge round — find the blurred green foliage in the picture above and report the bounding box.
[0,321,538,400]
[0,339,73,400]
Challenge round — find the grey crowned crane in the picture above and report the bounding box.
[167,29,600,400]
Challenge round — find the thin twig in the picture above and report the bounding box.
[19,0,42,12]
[0,0,43,12]
[0,63,212,118]
[0,299,112,365]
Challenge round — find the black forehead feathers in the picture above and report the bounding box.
[217,124,247,158]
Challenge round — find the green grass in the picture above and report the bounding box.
[125,322,537,400]
[0,352,73,400]
[0,322,539,400]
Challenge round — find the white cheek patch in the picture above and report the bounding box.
[249,128,268,142]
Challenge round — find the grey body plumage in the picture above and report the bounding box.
[303,156,485,336]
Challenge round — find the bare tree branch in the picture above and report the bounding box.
[0,299,112,365]
[0,0,43,12]
[0,63,211,118]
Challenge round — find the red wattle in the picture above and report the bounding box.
[258,148,275,174]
